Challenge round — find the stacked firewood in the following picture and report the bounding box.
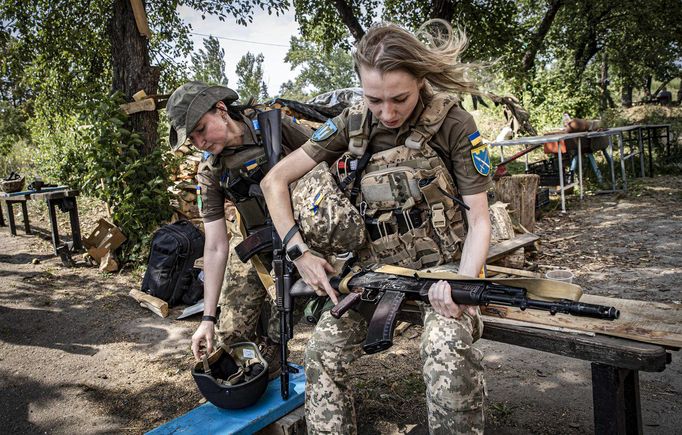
[168,144,204,233]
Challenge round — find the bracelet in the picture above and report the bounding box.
[202,315,217,323]
[282,223,300,247]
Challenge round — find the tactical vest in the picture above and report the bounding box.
[198,132,270,233]
[333,93,467,269]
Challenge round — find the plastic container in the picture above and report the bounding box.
[545,269,574,283]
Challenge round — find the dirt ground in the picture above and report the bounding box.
[1,175,680,434]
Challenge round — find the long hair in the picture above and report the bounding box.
[352,20,482,98]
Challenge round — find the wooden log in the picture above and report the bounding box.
[120,98,156,115]
[486,264,543,278]
[494,174,539,232]
[129,289,169,318]
[488,201,524,268]
[486,233,540,263]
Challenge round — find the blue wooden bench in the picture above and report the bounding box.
[148,365,305,435]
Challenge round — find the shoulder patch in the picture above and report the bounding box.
[469,129,490,176]
[311,118,338,142]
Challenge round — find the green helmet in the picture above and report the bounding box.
[167,81,239,150]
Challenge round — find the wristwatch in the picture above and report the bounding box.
[286,242,309,262]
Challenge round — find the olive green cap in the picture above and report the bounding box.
[167,81,239,150]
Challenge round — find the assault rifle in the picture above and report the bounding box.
[257,109,298,400]
[291,269,619,354]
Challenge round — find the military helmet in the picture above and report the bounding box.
[191,342,269,409]
[167,81,239,150]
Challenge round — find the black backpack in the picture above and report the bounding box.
[141,220,204,307]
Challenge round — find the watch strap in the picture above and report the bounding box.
[282,223,300,247]
[202,315,217,323]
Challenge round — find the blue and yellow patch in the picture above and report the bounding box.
[311,119,338,142]
[244,159,258,172]
[469,131,490,176]
[310,191,325,214]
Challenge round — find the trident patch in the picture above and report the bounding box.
[468,131,490,176]
[311,118,338,142]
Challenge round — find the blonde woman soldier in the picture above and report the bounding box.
[167,82,312,374]
[262,21,491,434]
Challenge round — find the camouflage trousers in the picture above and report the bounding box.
[216,219,280,346]
[304,268,485,434]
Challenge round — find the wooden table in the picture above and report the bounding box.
[30,189,82,254]
[0,190,33,235]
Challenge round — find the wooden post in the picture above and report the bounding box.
[494,174,539,232]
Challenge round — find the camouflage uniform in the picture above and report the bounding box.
[198,111,312,346]
[299,94,491,433]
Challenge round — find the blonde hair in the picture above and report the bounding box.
[352,19,482,98]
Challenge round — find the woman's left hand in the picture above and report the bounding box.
[428,280,477,319]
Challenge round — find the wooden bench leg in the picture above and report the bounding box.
[20,200,31,234]
[64,197,82,250]
[6,201,17,236]
[591,362,642,435]
[47,199,61,255]
[0,201,5,227]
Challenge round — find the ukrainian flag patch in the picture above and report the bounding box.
[244,159,258,171]
[469,131,490,176]
[311,119,338,142]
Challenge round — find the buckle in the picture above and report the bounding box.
[431,203,446,228]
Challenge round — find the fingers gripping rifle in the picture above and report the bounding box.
[257,109,298,400]
[292,270,620,355]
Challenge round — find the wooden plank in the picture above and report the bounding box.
[486,264,543,278]
[483,294,682,348]
[481,322,669,372]
[129,289,169,318]
[486,233,540,263]
[256,406,306,435]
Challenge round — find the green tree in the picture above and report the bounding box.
[280,36,357,99]
[0,0,289,261]
[236,52,267,101]
[191,36,229,85]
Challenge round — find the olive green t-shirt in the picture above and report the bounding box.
[301,98,492,196]
[198,112,313,223]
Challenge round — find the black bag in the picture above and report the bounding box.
[141,220,204,307]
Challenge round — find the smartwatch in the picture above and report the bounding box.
[286,242,309,262]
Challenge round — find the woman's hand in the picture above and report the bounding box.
[428,280,477,319]
[293,252,339,304]
[191,321,215,361]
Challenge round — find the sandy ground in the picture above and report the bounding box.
[0,175,680,434]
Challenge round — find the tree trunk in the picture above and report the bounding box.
[599,50,612,111]
[522,0,564,72]
[621,85,633,108]
[494,174,539,233]
[111,0,160,156]
[430,0,456,22]
[332,0,365,43]
[643,75,652,98]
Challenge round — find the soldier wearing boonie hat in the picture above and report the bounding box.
[167,81,313,378]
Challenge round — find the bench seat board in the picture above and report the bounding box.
[482,294,682,348]
[147,365,305,435]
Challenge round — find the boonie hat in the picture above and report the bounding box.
[167,81,239,150]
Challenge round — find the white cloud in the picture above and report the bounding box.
[178,5,302,96]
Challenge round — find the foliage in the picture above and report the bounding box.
[191,36,229,86]
[235,52,269,100]
[34,93,176,262]
[290,0,682,131]
[279,36,358,99]
[1,1,289,263]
